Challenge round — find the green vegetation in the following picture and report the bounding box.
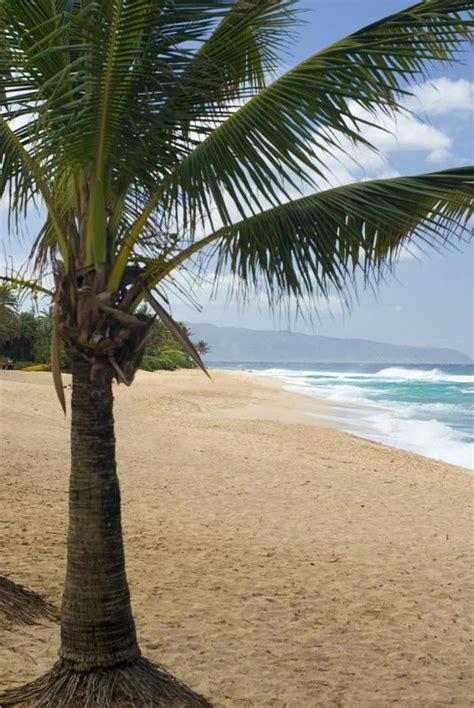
[141,320,207,371]
[0,288,17,345]
[0,301,207,371]
[0,1,472,705]
[0,307,59,367]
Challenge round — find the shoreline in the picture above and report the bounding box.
[1,369,473,705]
[229,365,474,472]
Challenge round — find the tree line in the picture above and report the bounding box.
[0,288,209,371]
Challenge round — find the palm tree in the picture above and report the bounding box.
[0,0,472,704]
[13,311,39,361]
[196,340,211,357]
[0,287,17,346]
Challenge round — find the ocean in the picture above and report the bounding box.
[211,362,474,470]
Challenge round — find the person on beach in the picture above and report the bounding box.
[2,359,14,370]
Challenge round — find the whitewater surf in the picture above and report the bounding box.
[216,363,474,470]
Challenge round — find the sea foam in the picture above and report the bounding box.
[375,367,474,383]
[255,364,474,470]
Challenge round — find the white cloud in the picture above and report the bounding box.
[349,101,452,165]
[426,145,451,164]
[407,78,474,116]
[346,77,473,168]
[322,76,473,178]
[305,77,462,188]
[366,169,400,180]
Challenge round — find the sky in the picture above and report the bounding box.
[1,0,473,357]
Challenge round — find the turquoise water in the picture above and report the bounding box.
[211,363,474,470]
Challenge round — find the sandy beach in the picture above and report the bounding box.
[0,369,472,707]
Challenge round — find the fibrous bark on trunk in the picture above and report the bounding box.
[60,358,140,669]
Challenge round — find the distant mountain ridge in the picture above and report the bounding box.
[186,323,472,364]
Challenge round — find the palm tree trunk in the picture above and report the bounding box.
[60,358,140,670]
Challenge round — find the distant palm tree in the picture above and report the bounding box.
[0,287,17,346]
[196,340,210,357]
[14,311,38,361]
[0,1,472,704]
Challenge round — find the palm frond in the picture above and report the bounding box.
[142,167,473,304]
[0,275,53,298]
[157,0,473,231]
[0,116,69,265]
[156,0,299,134]
[141,286,209,377]
[0,0,91,169]
[51,300,66,414]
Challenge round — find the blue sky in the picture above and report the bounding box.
[1,1,473,357]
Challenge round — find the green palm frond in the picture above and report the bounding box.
[157,0,473,230]
[141,168,473,304]
[156,0,299,134]
[0,116,69,265]
[141,286,209,377]
[0,1,234,187]
[87,0,299,277]
[0,275,54,298]
[0,1,89,164]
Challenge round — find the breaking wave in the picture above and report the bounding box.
[253,363,473,470]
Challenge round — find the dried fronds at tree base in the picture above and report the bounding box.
[0,576,58,626]
[0,658,212,707]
